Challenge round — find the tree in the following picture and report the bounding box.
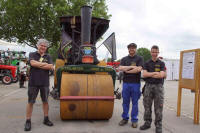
[107,57,112,62]
[137,48,151,62]
[0,0,111,49]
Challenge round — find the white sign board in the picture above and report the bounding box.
[182,52,195,79]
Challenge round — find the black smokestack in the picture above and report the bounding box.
[81,6,92,45]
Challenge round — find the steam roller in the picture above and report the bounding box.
[54,6,117,120]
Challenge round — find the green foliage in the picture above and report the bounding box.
[137,47,151,62]
[107,57,112,62]
[48,44,59,63]
[0,0,110,50]
[66,0,111,19]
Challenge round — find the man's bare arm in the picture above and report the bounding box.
[40,64,54,70]
[118,66,136,71]
[152,71,166,79]
[125,66,142,74]
[143,70,157,78]
[164,71,167,78]
[30,60,47,68]
[30,60,53,70]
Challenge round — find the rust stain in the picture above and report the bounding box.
[68,104,76,111]
[70,82,80,96]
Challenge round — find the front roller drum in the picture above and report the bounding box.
[60,73,114,120]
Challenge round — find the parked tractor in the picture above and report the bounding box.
[0,50,27,83]
[53,6,117,120]
[0,64,17,85]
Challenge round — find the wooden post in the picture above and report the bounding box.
[197,50,200,124]
[196,90,200,124]
[177,51,183,117]
[198,91,200,124]
[177,86,182,116]
[194,90,198,124]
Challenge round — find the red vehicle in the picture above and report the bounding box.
[107,62,122,80]
[107,62,120,70]
[0,65,17,84]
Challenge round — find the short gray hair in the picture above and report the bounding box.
[36,39,49,47]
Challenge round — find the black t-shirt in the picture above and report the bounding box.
[28,51,53,87]
[143,59,165,84]
[120,55,144,83]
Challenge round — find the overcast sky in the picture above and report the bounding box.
[1,0,200,60]
[97,0,200,60]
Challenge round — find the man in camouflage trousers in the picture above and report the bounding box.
[140,45,166,133]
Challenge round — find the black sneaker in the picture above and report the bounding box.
[24,120,31,131]
[156,127,162,133]
[140,123,151,130]
[43,117,53,126]
[119,119,128,126]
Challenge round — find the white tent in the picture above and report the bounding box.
[0,40,18,46]
[0,40,36,56]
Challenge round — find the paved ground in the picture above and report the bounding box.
[0,77,200,133]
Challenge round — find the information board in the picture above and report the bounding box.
[182,52,195,79]
[177,49,200,124]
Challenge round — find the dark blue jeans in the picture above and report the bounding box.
[122,83,141,122]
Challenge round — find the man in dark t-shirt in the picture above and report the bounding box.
[140,45,166,133]
[24,39,54,131]
[118,43,144,128]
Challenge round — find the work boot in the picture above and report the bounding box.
[156,127,162,133]
[43,116,53,126]
[24,119,31,131]
[118,119,128,126]
[131,122,138,128]
[140,123,151,130]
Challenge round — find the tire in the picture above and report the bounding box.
[12,75,19,83]
[2,74,13,85]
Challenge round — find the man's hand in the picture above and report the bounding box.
[152,72,161,78]
[125,66,142,73]
[30,60,53,70]
[151,72,165,78]
[40,63,53,70]
[39,62,48,68]
[51,65,55,71]
[143,70,158,78]
[118,66,137,72]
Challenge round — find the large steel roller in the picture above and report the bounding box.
[54,5,117,120]
[60,73,114,120]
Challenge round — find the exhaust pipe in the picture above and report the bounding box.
[81,6,92,45]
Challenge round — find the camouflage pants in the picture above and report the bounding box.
[143,83,164,128]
